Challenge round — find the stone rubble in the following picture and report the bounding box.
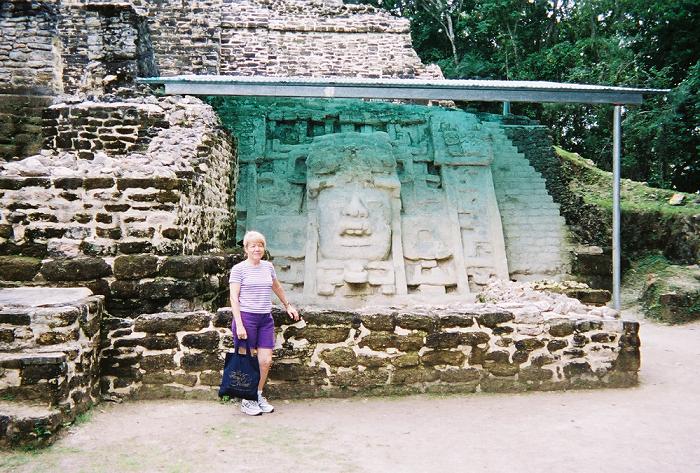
[479,278,620,319]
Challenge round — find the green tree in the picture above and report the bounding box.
[366,0,700,191]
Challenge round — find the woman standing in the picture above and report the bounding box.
[229,231,300,415]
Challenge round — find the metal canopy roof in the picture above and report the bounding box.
[138,75,669,104]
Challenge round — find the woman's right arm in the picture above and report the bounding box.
[230,282,247,340]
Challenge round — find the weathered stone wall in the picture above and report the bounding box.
[0,96,235,259]
[0,253,241,317]
[484,121,571,281]
[218,0,437,78]
[99,305,639,401]
[0,290,104,447]
[57,3,156,96]
[100,310,232,399]
[1,1,155,98]
[142,0,222,76]
[69,0,441,80]
[44,101,169,158]
[502,123,610,248]
[0,95,53,161]
[0,0,61,95]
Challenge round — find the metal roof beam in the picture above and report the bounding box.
[161,82,646,104]
[139,75,669,105]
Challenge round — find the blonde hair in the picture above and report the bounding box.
[243,230,266,249]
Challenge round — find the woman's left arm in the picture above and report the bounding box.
[272,279,300,321]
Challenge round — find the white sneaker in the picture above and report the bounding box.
[257,393,274,413]
[240,399,262,416]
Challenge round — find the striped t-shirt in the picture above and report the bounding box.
[229,260,277,313]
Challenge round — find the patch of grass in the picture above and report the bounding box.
[71,410,93,427]
[555,146,699,216]
[0,451,36,469]
[218,395,236,405]
[0,446,80,471]
[627,253,700,323]
[622,253,672,292]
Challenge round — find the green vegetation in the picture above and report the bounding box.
[71,410,93,427]
[555,146,700,216]
[630,254,700,323]
[365,0,699,193]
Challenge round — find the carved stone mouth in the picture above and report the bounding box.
[339,220,371,237]
[341,228,371,236]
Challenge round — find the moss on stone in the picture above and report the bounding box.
[555,146,699,217]
[555,146,700,264]
[633,254,700,324]
[0,256,42,281]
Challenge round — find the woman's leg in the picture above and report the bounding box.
[256,313,275,391]
[256,348,273,391]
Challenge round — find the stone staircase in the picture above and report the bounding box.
[486,123,571,281]
[0,288,103,448]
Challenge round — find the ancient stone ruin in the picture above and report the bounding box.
[0,0,638,448]
[220,98,570,306]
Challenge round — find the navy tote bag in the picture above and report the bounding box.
[218,340,260,401]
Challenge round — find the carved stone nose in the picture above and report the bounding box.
[342,193,368,218]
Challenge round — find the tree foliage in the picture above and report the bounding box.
[364,0,699,192]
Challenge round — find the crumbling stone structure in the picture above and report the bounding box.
[217,97,570,307]
[0,0,639,448]
[0,288,103,447]
[100,304,639,401]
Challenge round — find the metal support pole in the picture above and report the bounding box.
[502,101,510,116]
[612,105,622,310]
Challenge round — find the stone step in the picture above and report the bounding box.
[501,189,551,196]
[0,348,72,405]
[499,214,565,224]
[493,157,527,164]
[0,310,32,327]
[0,400,65,448]
[499,206,562,215]
[493,161,534,170]
[497,190,554,198]
[495,172,547,179]
[499,202,561,210]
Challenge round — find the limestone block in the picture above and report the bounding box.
[181,331,221,350]
[113,255,158,280]
[0,256,41,281]
[180,352,222,372]
[134,312,210,334]
[320,347,357,367]
[114,335,178,350]
[354,354,389,368]
[439,367,481,383]
[425,332,462,349]
[40,257,112,281]
[421,350,465,366]
[269,363,326,382]
[333,368,389,388]
[139,354,177,372]
[391,367,439,384]
[476,311,514,328]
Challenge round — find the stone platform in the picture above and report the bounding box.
[1,284,640,448]
[0,287,103,448]
[101,302,640,401]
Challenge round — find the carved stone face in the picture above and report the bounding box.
[307,132,398,262]
[318,184,392,261]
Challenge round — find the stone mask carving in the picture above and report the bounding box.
[308,132,399,262]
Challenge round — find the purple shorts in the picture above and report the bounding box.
[232,311,275,350]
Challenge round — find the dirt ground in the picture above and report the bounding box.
[2,308,699,473]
